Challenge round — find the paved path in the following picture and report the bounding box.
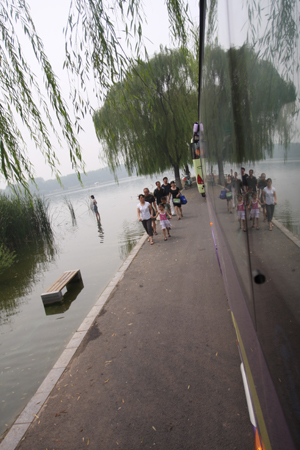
[15,185,253,450]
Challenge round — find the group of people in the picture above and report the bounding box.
[137,177,185,245]
[224,169,277,232]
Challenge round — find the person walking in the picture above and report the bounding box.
[161,196,171,217]
[241,167,249,193]
[143,188,158,235]
[169,181,183,220]
[262,178,277,231]
[257,173,267,222]
[232,171,242,207]
[137,194,154,244]
[237,195,246,231]
[162,177,174,216]
[225,176,233,213]
[154,181,165,207]
[154,204,172,240]
[248,192,261,230]
[90,195,100,221]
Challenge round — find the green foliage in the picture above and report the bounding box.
[0,193,53,249]
[0,244,16,274]
[0,0,83,189]
[201,44,296,173]
[93,47,197,185]
[0,0,190,190]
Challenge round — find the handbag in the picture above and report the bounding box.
[173,197,181,205]
[179,194,187,204]
[219,189,226,200]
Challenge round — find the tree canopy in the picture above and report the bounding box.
[200,44,296,182]
[93,47,198,186]
[0,0,189,189]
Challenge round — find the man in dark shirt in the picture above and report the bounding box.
[246,169,257,193]
[143,188,158,235]
[241,167,248,192]
[162,177,171,199]
[154,181,165,206]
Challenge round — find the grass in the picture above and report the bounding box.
[0,192,53,251]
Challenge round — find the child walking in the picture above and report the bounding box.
[155,204,172,240]
[161,196,171,216]
[248,192,261,230]
[237,195,246,231]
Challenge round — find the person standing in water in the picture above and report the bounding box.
[262,178,277,231]
[91,195,100,221]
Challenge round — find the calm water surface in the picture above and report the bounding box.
[0,175,159,436]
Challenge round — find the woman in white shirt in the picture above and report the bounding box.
[137,194,154,244]
[262,178,277,231]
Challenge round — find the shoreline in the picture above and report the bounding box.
[0,233,148,450]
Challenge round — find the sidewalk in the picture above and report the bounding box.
[8,185,253,450]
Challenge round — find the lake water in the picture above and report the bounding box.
[0,175,164,437]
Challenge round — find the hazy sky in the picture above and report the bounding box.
[0,0,249,188]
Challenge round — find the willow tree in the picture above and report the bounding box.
[0,0,189,189]
[93,47,197,187]
[201,45,296,183]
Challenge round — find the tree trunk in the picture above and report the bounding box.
[217,158,225,185]
[174,165,182,189]
[184,164,190,176]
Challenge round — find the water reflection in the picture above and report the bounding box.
[118,220,144,260]
[97,221,105,244]
[43,280,84,315]
[0,238,57,325]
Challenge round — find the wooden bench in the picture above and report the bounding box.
[41,270,82,305]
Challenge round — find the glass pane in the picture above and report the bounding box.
[200,1,300,448]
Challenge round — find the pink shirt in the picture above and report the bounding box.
[251,201,259,210]
[237,203,244,212]
[159,213,167,221]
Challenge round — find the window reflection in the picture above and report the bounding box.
[200,0,300,447]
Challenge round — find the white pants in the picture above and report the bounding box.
[231,187,236,207]
[170,198,176,215]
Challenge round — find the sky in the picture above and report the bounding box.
[0,0,249,189]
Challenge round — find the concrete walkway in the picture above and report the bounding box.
[7,185,253,450]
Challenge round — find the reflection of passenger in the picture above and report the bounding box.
[137,194,154,245]
[237,195,246,231]
[225,176,233,213]
[241,167,249,192]
[248,193,262,230]
[262,178,277,231]
[257,173,267,221]
[246,169,257,194]
[91,195,101,221]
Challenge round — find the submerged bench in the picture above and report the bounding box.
[41,270,82,305]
